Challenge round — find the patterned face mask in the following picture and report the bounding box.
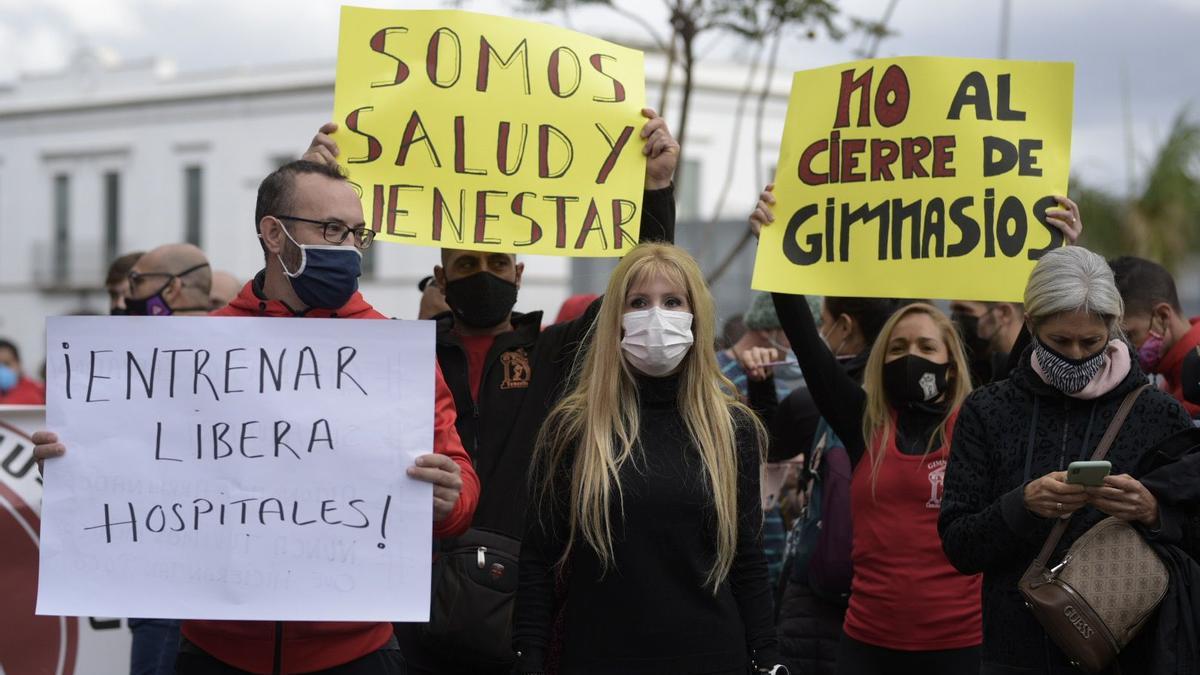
[1033,337,1107,394]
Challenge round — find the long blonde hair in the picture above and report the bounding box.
[532,243,765,592]
[860,303,972,495]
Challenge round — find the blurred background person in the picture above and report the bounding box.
[1111,255,1200,418]
[125,244,212,317]
[105,251,144,316]
[208,270,241,311]
[0,338,44,405]
[553,293,600,325]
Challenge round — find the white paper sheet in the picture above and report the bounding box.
[36,316,436,622]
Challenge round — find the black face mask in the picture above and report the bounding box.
[443,272,518,329]
[884,355,950,406]
[110,306,128,316]
[125,283,174,317]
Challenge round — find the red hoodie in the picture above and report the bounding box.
[1160,317,1200,417]
[0,376,45,405]
[183,277,479,673]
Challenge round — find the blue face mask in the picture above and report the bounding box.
[0,364,18,393]
[277,223,362,310]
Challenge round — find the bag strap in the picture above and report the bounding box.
[1026,384,1148,573]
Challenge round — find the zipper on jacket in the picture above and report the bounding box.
[273,621,283,675]
[1057,399,1072,470]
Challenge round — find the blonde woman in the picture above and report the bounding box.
[747,188,981,675]
[512,243,785,675]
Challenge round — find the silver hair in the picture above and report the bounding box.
[1024,246,1125,336]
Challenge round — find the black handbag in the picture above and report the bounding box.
[422,527,521,667]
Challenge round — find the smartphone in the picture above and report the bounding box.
[1065,460,1112,487]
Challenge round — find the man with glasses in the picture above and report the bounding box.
[125,243,213,317]
[35,159,479,674]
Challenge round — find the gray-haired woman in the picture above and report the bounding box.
[938,246,1193,675]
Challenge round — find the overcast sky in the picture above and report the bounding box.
[2,0,1196,195]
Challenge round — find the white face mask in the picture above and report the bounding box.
[620,306,695,377]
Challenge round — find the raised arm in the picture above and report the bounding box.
[636,108,679,244]
[746,185,867,462]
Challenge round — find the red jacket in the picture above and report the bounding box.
[1160,317,1200,418]
[182,276,478,673]
[0,376,45,405]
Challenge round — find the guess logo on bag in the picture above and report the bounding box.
[1064,605,1095,639]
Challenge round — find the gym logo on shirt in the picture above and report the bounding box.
[501,350,531,390]
[925,459,947,509]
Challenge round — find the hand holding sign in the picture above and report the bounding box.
[639,108,679,190]
[36,317,439,622]
[331,8,649,257]
[754,57,1076,302]
[304,107,678,191]
[750,184,1083,248]
[407,453,463,522]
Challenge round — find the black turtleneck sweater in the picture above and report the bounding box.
[771,293,945,467]
[513,373,779,674]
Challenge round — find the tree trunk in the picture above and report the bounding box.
[659,30,679,115]
[673,31,695,192]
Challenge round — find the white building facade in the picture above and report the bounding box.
[0,48,791,370]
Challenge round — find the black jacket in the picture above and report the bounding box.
[435,186,675,537]
[938,345,1194,672]
[514,375,779,674]
[1131,427,1200,675]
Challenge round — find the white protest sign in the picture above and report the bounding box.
[2,405,133,675]
[36,317,435,622]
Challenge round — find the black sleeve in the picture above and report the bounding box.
[638,185,676,244]
[729,414,780,668]
[746,374,778,422]
[512,462,570,673]
[938,394,1048,574]
[767,386,822,463]
[771,292,868,464]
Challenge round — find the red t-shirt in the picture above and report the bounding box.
[842,413,982,651]
[459,334,496,402]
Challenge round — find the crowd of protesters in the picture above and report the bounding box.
[14,83,1200,675]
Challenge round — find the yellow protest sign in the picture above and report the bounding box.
[753,57,1074,301]
[331,7,647,257]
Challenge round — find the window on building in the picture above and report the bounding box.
[184,165,203,246]
[103,171,120,264]
[53,174,70,281]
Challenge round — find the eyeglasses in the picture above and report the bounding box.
[275,215,376,250]
[128,263,211,290]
